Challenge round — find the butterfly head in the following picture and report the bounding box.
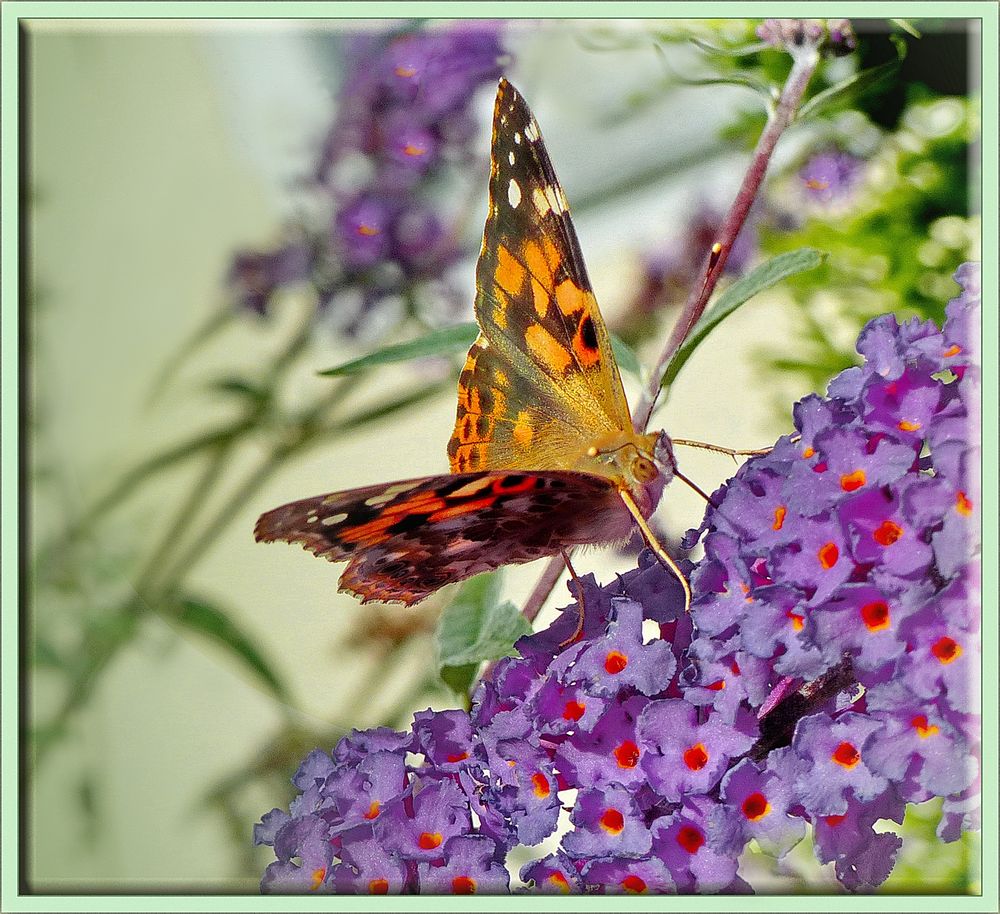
[584,430,675,517]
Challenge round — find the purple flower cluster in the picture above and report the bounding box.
[229,24,505,332]
[756,18,857,56]
[255,264,979,894]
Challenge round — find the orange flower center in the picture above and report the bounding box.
[600,808,625,834]
[955,491,973,515]
[546,871,570,893]
[840,469,867,491]
[368,877,389,894]
[683,742,709,771]
[563,700,585,721]
[741,792,771,821]
[873,520,903,546]
[860,599,890,631]
[451,875,477,894]
[418,832,443,850]
[622,874,648,893]
[604,650,629,674]
[614,740,640,769]
[932,636,961,663]
[911,714,940,738]
[773,505,787,530]
[832,741,860,768]
[676,825,705,853]
[818,542,839,569]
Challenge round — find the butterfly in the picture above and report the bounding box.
[255,78,689,610]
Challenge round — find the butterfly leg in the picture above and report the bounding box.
[559,548,588,648]
[618,488,692,613]
[672,467,717,507]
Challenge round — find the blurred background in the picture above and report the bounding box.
[26,17,979,892]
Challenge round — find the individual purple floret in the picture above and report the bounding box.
[256,263,980,894]
[799,149,865,205]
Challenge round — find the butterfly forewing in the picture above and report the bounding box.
[255,470,632,605]
[449,79,633,475]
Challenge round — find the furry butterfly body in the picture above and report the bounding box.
[255,79,677,605]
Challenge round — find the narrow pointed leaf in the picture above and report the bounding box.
[689,36,772,58]
[798,56,904,121]
[662,248,826,390]
[319,323,479,376]
[173,596,291,702]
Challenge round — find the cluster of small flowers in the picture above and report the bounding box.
[757,18,857,56]
[255,264,979,894]
[229,24,506,333]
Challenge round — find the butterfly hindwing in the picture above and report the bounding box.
[449,79,633,474]
[255,470,633,604]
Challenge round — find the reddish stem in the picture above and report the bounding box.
[633,44,820,433]
[516,43,821,648]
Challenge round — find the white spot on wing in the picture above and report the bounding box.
[364,481,420,508]
[448,477,495,499]
[533,183,564,215]
[507,178,522,208]
[508,150,515,165]
[322,512,349,526]
[307,515,319,524]
[513,132,521,144]
[524,120,539,142]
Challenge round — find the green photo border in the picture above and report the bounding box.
[2,2,996,911]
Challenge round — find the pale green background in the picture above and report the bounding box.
[14,10,994,906]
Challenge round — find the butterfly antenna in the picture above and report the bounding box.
[618,489,692,613]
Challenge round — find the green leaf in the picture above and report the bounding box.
[610,335,642,379]
[436,573,531,695]
[209,377,271,403]
[172,596,291,703]
[688,36,771,58]
[798,55,905,122]
[333,380,450,435]
[319,323,479,376]
[661,248,826,390]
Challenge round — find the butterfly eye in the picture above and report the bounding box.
[632,456,658,483]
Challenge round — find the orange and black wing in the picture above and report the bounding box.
[255,470,632,605]
[448,79,633,475]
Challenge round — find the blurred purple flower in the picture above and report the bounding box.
[229,23,506,333]
[228,243,313,317]
[799,149,865,205]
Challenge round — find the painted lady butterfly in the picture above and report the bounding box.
[255,79,687,608]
